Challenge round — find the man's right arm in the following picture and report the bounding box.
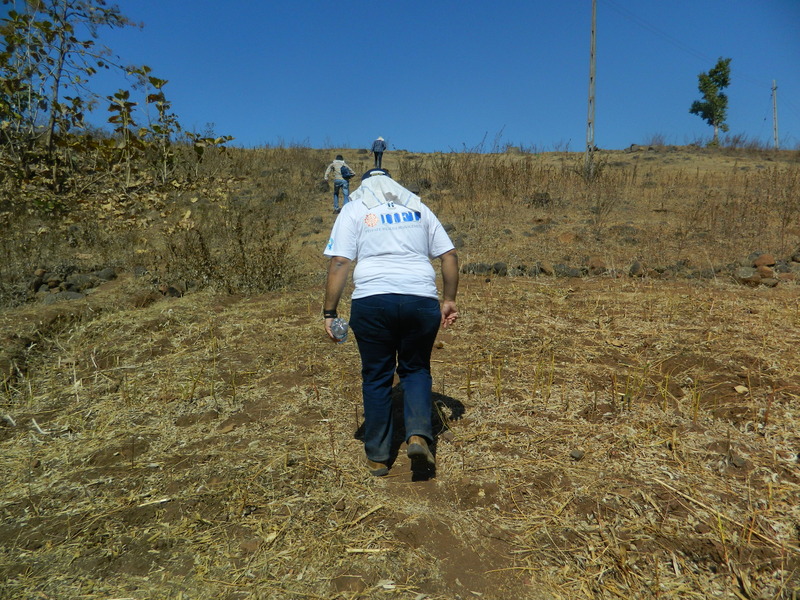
[439,249,459,328]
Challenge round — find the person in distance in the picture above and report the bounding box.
[323,154,353,214]
[370,136,386,168]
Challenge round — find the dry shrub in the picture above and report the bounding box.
[403,148,800,268]
[0,212,141,307]
[675,166,800,258]
[3,146,798,308]
[0,216,63,306]
[162,203,297,294]
[228,145,326,180]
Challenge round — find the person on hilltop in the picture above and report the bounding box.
[370,136,387,168]
[322,168,459,477]
[323,154,354,214]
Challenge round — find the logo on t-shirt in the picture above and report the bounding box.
[381,211,421,224]
[363,210,422,231]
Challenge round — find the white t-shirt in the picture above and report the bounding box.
[324,193,454,300]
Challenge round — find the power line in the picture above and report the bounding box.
[783,98,800,121]
[600,0,797,144]
[602,0,711,63]
[601,0,767,88]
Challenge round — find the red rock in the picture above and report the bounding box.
[756,265,774,278]
[587,255,607,275]
[753,253,776,267]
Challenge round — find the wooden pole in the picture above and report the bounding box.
[772,80,779,150]
[585,0,597,179]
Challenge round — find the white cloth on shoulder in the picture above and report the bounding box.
[350,175,421,211]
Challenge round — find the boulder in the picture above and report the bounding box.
[735,267,761,286]
[462,263,493,276]
[554,264,583,278]
[492,262,508,277]
[27,276,44,292]
[629,261,645,277]
[756,265,774,279]
[43,272,62,288]
[752,253,776,268]
[42,291,85,304]
[516,263,542,277]
[539,261,554,276]
[94,267,117,281]
[586,256,607,275]
[773,260,791,274]
[66,273,97,292]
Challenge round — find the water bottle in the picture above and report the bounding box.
[330,317,349,343]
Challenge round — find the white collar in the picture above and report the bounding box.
[353,176,422,211]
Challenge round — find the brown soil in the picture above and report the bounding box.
[1,148,799,600]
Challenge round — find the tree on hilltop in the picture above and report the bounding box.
[689,57,731,146]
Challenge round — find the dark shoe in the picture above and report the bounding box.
[366,459,389,477]
[333,208,340,214]
[407,436,435,471]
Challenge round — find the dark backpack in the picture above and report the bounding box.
[340,164,355,180]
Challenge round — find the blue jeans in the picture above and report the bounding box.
[350,294,441,463]
[333,179,349,210]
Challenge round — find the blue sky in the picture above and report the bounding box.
[10,1,800,152]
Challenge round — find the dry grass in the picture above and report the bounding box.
[1,146,800,599]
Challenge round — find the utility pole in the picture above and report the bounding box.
[772,80,779,150]
[585,0,597,179]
